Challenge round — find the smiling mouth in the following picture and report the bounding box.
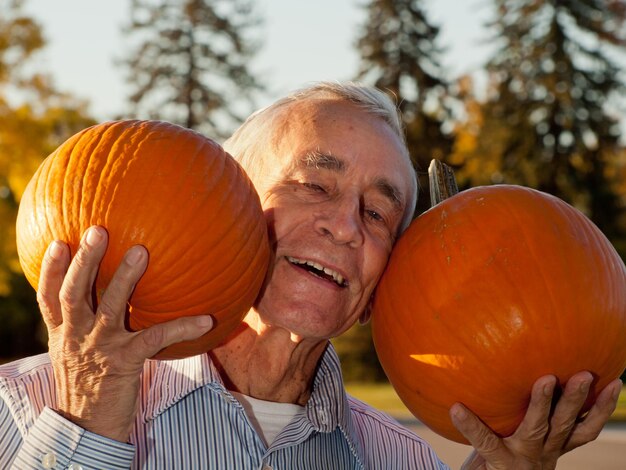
[286,256,348,288]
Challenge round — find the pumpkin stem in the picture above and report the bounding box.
[428,159,459,207]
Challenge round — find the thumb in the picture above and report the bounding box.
[451,403,505,461]
[132,314,214,358]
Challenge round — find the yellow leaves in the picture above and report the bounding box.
[0,102,95,201]
[0,1,95,297]
[448,77,509,187]
[0,102,94,295]
[0,3,45,85]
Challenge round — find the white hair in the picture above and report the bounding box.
[223,81,418,231]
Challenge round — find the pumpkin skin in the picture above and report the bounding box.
[16,120,270,359]
[372,184,626,444]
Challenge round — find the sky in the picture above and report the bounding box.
[24,0,494,122]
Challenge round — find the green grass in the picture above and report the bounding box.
[345,382,626,422]
[345,382,414,419]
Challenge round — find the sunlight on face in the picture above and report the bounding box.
[248,98,415,342]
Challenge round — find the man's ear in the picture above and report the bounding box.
[359,297,373,325]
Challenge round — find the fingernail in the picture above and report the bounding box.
[614,380,623,401]
[580,380,591,394]
[126,246,144,265]
[47,241,64,259]
[451,404,467,421]
[196,315,214,328]
[85,227,102,246]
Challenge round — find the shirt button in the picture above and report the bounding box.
[41,452,57,469]
[263,466,273,470]
[319,412,328,425]
[68,464,84,470]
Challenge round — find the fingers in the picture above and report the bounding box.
[564,378,622,452]
[94,245,148,331]
[131,315,215,359]
[512,375,556,446]
[451,403,506,461]
[59,226,108,330]
[37,240,70,330]
[543,371,594,455]
[452,372,618,468]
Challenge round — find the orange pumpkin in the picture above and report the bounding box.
[372,184,626,444]
[16,120,270,359]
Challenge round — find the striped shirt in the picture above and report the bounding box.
[0,345,450,469]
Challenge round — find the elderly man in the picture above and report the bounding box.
[0,82,620,469]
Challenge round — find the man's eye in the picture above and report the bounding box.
[302,182,326,192]
[365,209,383,222]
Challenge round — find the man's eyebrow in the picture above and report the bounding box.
[299,151,404,210]
[300,151,345,172]
[375,178,404,210]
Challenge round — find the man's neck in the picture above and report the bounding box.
[209,312,329,406]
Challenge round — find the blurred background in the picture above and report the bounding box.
[1,0,625,390]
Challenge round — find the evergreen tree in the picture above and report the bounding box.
[0,0,95,359]
[355,0,453,213]
[121,0,264,138]
[462,0,626,243]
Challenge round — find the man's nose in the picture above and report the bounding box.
[314,198,365,247]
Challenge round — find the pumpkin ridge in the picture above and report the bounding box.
[59,141,77,250]
[472,191,567,426]
[34,158,56,282]
[134,161,248,308]
[114,126,266,312]
[469,192,553,411]
[52,148,71,242]
[102,121,160,224]
[76,122,116,239]
[496,189,566,373]
[105,122,156,247]
[375,243,466,439]
[16,158,45,286]
[371,184,626,443]
[138,133,231,293]
[524,193,590,373]
[562,200,626,384]
[97,123,140,223]
[90,122,154,290]
[112,122,195,288]
[512,190,609,381]
[375,264,434,434]
[136,194,267,312]
[476,190,578,402]
[435,193,531,393]
[17,119,270,359]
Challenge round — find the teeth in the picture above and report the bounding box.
[287,256,346,286]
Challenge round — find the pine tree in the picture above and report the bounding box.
[355,0,453,213]
[467,0,626,243]
[121,0,264,138]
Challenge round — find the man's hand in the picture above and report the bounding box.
[37,226,215,442]
[451,372,622,470]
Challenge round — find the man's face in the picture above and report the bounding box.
[250,98,414,341]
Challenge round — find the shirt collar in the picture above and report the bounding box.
[305,343,366,465]
[140,352,222,422]
[138,342,366,465]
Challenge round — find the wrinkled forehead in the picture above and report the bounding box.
[266,98,417,223]
[269,99,409,169]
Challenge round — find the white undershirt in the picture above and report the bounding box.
[230,391,306,446]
